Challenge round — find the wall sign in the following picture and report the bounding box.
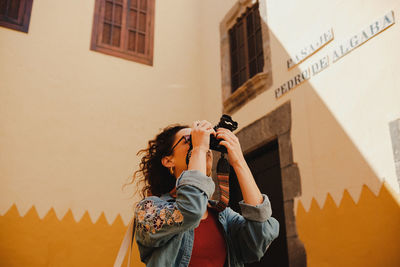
[275,11,395,99]
[287,29,334,69]
[275,55,329,98]
[274,69,311,98]
[332,10,394,62]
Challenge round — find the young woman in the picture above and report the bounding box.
[132,120,279,267]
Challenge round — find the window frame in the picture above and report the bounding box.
[219,0,272,115]
[0,0,34,33]
[90,0,155,66]
[229,3,264,93]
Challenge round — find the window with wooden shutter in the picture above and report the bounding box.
[91,0,155,66]
[0,0,33,33]
[220,1,272,115]
[229,3,263,92]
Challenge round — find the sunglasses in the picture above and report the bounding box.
[170,135,191,154]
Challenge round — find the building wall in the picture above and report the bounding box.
[1,0,400,266]
[0,0,209,266]
[200,0,400,266]
[0,0,207,223]
[208,0,400,208]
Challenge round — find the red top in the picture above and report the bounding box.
[188,208,227,267]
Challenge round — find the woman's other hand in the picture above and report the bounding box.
[216,128,263,205]
[216,128,245,167]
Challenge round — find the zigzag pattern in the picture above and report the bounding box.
[0,204,144,267]
[296,183,400,267]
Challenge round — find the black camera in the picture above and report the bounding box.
[185,115,238,165]
[209,114,238,153]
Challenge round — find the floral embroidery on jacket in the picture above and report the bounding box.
[135,200,183,233]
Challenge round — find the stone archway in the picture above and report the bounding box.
[235,101,306,267]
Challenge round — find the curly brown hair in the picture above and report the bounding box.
[133,124,189,198]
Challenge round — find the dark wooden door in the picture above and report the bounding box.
[229,139,289,267]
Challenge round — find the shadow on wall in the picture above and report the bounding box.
[297,183,400,267]
[264,24,400,266]
[0,5,399,267]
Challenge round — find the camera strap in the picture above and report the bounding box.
[185,144,230,212]
[215,153,230,212]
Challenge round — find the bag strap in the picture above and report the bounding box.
[114,217,136,267]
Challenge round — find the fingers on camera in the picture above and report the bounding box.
[193,120,212,129]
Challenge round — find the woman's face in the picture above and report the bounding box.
[171,128,213,177]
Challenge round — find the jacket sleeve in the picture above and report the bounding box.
[134,170,215,248]
[224,194,280,263]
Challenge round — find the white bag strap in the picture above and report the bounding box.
[114,217,136,267]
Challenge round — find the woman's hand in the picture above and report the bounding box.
[216,128,245,167]
[191,120,215,152]
[216,128,263,205]
[188,120,215,176]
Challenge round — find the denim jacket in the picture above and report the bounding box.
[134,170,279,267]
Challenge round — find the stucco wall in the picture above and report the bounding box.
[1,0,400,266]
[201,0,400,209]
[199,1,400,266]
[0,0,208,224]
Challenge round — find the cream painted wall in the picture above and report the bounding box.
[0,0,208,224]
[1,0,399,226]
[267,0,400,209]
[198,0,237,123]
[199,0,400,211]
